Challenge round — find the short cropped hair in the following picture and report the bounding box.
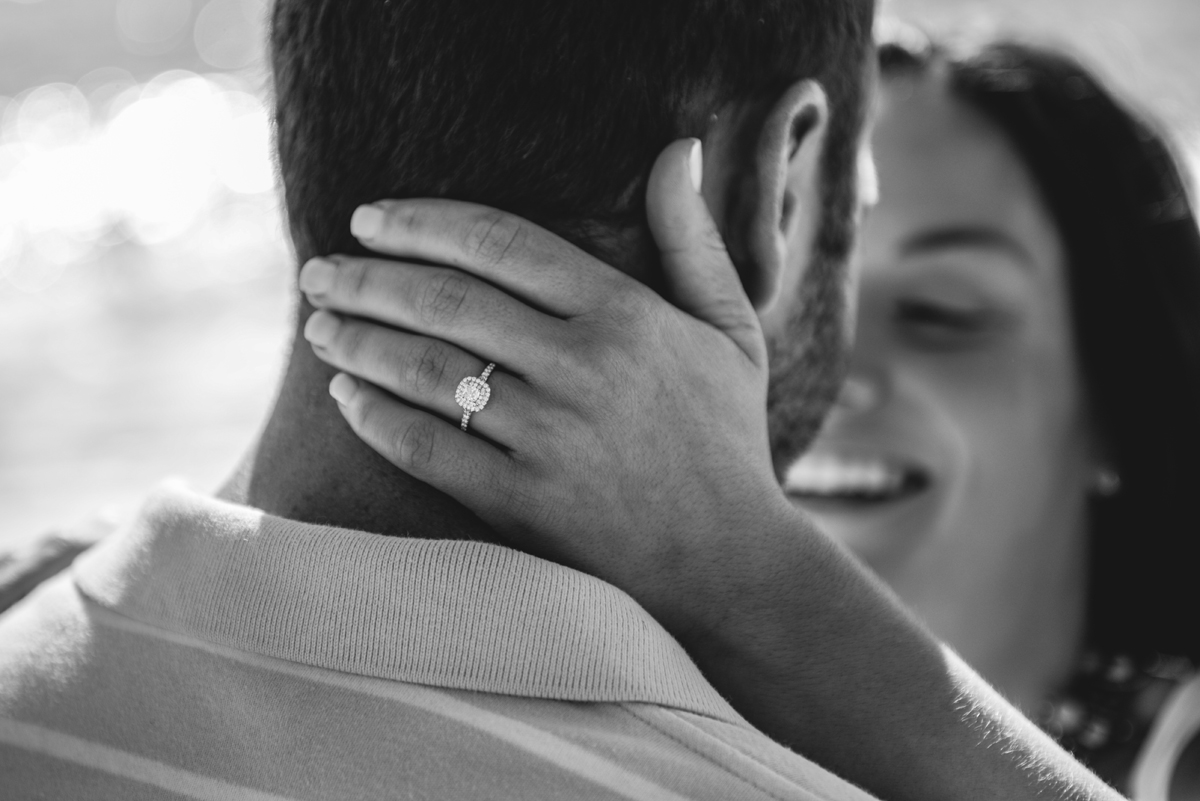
[270,0,874,266]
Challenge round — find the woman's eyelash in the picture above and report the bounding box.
[895,300,990,329]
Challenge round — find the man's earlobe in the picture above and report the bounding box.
[745,80,829,311]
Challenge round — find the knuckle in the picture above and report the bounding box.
[348,390,380,435]
[340,258,372,299]
[603,285,654,329]
[335,321,368,361]
[496,480,541,529]
[380,200,419,237]
[393,418,438,472]
[719,312,762,346]
[697,223,730,261]
[521,408,571,462]
[464,210,526,269]
[416,271,471,327]
[578,336,624,375]
[565,337,632,407]
[576,292,653,369]
[408,340,450,396]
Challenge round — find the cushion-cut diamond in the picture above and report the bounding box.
[455,376,491,412]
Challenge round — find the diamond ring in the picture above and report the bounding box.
[455,362,496,431]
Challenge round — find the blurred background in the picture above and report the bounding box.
[1,0,1198,547]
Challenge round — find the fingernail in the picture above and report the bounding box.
[688,139,703,193]
[350,205,385,240]
[299,257,336,295]
[329,373,357,405]
[304,310,340,347]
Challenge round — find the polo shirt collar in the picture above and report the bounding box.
[73,485,742,724]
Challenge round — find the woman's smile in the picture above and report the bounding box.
[784,452,932,507]
[787,60,1097,713]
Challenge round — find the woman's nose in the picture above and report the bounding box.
[834,373,882,414]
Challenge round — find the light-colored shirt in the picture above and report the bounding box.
[0,485,877,800]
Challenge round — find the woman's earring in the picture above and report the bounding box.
[1091,467,1122,496]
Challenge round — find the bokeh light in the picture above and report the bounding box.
[1,0,1198,551]
[194,0,263,70]
[116,0,193,55]
[0,56,291,548]
[0,69,281,294]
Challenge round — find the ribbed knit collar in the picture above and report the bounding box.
[72,485,741,724]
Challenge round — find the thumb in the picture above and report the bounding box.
[646,138,764,362]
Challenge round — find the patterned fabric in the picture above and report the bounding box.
[0,485,877,801]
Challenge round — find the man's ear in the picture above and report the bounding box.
[742,80,830,310]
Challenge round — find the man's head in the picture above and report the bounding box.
[270,0,875,468]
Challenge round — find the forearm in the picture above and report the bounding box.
[652,500,1122,801]
[307,191,1124,798]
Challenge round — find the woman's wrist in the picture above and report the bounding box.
[629,489,828,650]
[632,499,1123,801]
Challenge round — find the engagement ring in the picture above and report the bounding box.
[456,362,496,431]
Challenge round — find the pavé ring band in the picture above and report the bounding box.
[455,362,496,431]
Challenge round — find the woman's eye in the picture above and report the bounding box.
[894,299,999,347]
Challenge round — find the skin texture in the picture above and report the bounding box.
[785,76,1095,713]
[228,82,837,542]
[301,145,1122,801]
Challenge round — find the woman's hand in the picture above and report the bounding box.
[298,139,1125,801]
[299,139,796,628]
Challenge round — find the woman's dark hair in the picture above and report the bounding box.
[880,34,1200,661]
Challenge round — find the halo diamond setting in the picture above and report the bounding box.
[456,362,496,431]
[455,376,491,413]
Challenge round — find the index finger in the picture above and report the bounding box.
[350,199,623,318]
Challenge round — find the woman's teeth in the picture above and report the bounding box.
[784,456,928,503]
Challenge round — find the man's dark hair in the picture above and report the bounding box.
[270,0,874,268]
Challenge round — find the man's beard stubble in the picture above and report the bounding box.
[765,170,857,478]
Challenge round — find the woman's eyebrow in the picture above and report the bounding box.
[899,225,1035,267]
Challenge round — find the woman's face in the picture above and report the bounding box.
[786,75,1097,701]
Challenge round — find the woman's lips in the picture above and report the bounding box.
[783,454,931,506]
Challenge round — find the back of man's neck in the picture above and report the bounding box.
[221,334,498,543]
[227,222,661,542]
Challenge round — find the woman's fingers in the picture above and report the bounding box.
[329,374,523,516]
[300,255,567,374]
[646,139,765,366]
[305,310,525,441]
[348,199,624,317]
